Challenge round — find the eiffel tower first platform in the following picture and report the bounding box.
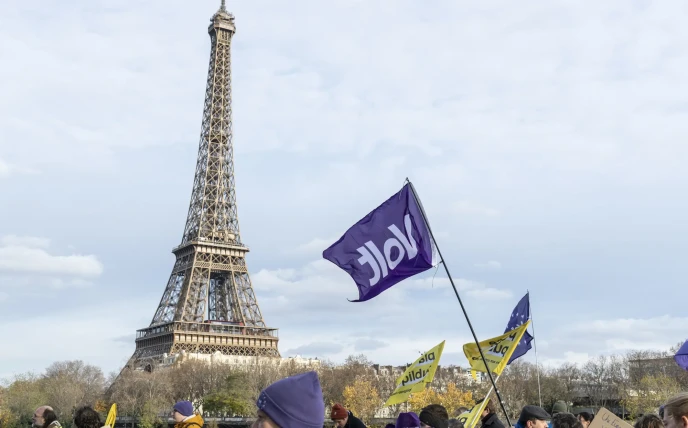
[129,1,279,367]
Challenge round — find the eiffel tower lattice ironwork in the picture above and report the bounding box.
[130,1,279,365]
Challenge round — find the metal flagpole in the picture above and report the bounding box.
[527,290,543,407]
[407,180,512,427]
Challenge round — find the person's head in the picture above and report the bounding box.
[663,392,688,428]
[252,371,325,428]
[449,418,465,428]
[578,412,594,428]
[481,399,496,418]
[419,404,449,428]
[551,412,582,428]
[33,406,55,428]
[42,409,58,428]
[386,424,396,428]
[552,402,568,416]
[456,408,470,417]
[73,406,102,428]
[518,405,551,428]
[172,401,194,423]
[634,414,663,428]
[396,412,421,428]
[331,403,349,428]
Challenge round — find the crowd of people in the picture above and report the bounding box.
[27,370,688,428]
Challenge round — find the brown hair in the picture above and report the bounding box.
[634,414,663,428]
[665,392,688,422]
[485,399,496,414]
[41,410,58,428]
[551,413,583,428]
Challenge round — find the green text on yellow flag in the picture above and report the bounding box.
[463,321,530,376]
[384,340,445,406]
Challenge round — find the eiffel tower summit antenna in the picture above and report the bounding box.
[128,1,279,368]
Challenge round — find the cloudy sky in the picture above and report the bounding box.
[1,0,688,379]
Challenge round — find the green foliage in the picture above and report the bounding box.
[204,391,253,416]
[203,371,253,416]
[0,408,21,428]
[622,374,682,417]
[2,373,48,427]
[137,401,164,428]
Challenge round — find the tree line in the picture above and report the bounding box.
[1,346,686,428]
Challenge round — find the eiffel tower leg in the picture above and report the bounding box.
[180,261,211,323]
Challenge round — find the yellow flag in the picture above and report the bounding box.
[384,340,445,406]
[458,399,490,428]
[462,321,530,376]
[104,404,117,428]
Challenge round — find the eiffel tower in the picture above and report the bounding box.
[129,1,279,367]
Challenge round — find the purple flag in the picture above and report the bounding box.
[323,183,435,302]
[675,339,688,370]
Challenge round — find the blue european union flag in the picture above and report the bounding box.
[504,292,534,364]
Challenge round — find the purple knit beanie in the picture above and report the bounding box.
[256,371,325,428]
[173,401,194,417]
[397,412,421,428]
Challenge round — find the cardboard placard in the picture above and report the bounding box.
[588,408,634,428]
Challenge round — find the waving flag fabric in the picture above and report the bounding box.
[463,322,531,376]
[323,183,435,302]
[675,339,688,370]
[504,292,534,364]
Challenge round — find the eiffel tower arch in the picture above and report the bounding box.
[128,1,279,369]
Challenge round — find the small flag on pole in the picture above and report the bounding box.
[384,340,445,406]
[504,292,534,364]
[463,322,531,376]
[323,183,435,302]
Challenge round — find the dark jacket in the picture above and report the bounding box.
[482,413,505,428]
[345,411,367,428]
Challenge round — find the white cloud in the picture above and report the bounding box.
[0,242,103,277]
[4,0,684,181]
[526,315,688,367]
[474,261,502,270]
[292,237,337,257]
[0,236,103,301]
